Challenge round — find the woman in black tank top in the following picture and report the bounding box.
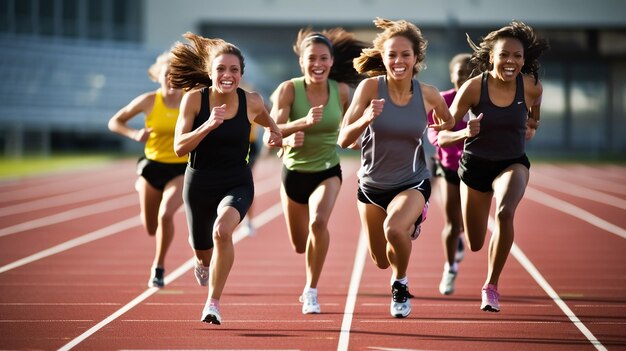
[169,32,282,325]
[438,21,548,312]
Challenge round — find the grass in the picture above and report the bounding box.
[0,153,121,180]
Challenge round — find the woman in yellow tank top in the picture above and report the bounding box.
[108,51,187,288]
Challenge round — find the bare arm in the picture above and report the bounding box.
[173,89,225,157]
[338,78,382,149]
[270,81,323,137]
[525,76,543,140]
[247,91,282,147]
[421,83,455,131]
[438,77,481,147]
[107,92,154,142]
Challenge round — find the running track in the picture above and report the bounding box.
[0,155,624,350]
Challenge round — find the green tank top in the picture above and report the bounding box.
[283,77,341,172]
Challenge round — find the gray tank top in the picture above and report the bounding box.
[358,76,431,191]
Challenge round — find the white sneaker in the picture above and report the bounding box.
[194,260,209,286]
[439,264,457,295]
[201,303,222,325]
[390,281,411,318]
[299,291,321,314]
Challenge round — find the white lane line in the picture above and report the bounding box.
[0,216,140,274]
[537,165,626,195]
[57,201,284,351]
[337,230,368,351]
[0,180,132,217]
[489,217,608,351]
[119,350,299,351]
[531,172,626,210]
[525,187,626,239]
[0,193,137,237]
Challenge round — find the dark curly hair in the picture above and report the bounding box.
[354,18,428,77]
[466,20,549,84]
[294,27,368,87]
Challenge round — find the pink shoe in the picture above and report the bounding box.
[481,284,500,312]
[410,201,429,240]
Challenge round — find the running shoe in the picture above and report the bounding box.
[438,264,457,295]
[410,201,429,240]
[455,236,465,262]
[390,281,411,318]
[194,260,209,286]
[201,303,222,325]
[299,291,321,314]
[148,267,164,288]
[480,284,500,312]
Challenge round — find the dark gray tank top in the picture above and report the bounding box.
[358,76,431,191]
[465,73,528,160]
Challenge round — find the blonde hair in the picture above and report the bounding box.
[147,51,172,82]
[354,18,428,77]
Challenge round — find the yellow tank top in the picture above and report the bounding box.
[144,90,187,163]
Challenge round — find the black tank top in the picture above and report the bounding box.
[188,87,251,170]
[465,72,528,160]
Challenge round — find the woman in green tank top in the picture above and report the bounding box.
[270,28,366,314]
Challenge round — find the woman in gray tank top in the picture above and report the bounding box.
[438,21,548,313]
[338,18,455,319]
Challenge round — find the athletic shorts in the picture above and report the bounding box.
[136,157,186,191]
[183,166,254,250]
[357,178,431,224]
[281,164,342,204]
[458,153,530,192]
[433,158,461,186]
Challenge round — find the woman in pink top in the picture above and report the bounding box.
[426,53,472,295]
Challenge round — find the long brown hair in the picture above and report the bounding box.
[169,32,246,90]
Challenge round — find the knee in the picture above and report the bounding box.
[144,220,158,236]
[212,224,233,244]
[384,225,405,244]
[309,217,329,235]
[370,253,390,269]
[294,244,306,254]
[496,205,515,224]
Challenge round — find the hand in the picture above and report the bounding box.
[365,98,385,123]
[133,127,152,142]
[465,113,482,138]
[284,131,304,147]
[305,105,324,126]
[264,128,282,147]
[207,104,226,130]
[525,118,539,140]
[428,110,454,131]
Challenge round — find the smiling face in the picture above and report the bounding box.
[210,53,242,93]
[490,37,524,82]
[382,35,417,81]
[300,42,333,84]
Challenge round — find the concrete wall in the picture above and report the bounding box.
[144,0,626,49]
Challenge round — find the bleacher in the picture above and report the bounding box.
[0,34,160,155]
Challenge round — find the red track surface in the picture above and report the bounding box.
[0,156,624,350]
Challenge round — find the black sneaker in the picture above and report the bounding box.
[148,267,164,288]
[390,281,411,318]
